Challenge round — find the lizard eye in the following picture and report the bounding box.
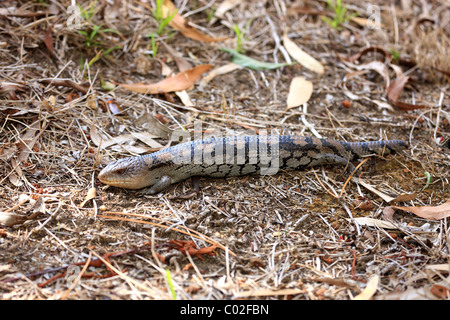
[114,168,125,175]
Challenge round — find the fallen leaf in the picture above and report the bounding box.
[104,0,121,21]
[383,206,397,223]
[351,61,390,88]
[214,0,240,19]
[18,121,41,163]
[80,188,97,208]
[86,94,97,109]
[340,46,392,63]
[29,196,46,218]
[357,179,395,203]
[106,99,123,115]
[90,125,105,148]
[160,41,192,72]
[175,90,194,107]
[387,75,428,110]
[353,217,397,229]
[0,212,27,227]
[387,75,408,103]
[221,48,293,70]
[202,63,243,85]
[0,264,12,272]
[391,200,450,220]
[430,285,450,299]
[159,59,173,77]
[8,121,45,187]
[353,275,379,300]
[425,264,450,273]
[286,76,313,109]
[8,160,23,187]
[362,97,394,112]
[119,64,212,94]
[91,126,162,152]
[350,16,384,29]
[135,113,173,140]
[0,81,27,95]
[44,27,54,55]
[283,30,324,74]
[162,0,227,43]
[120,145,157,154]
[390,193,417,203]
[341,84,361,100]
[130,132,163,148]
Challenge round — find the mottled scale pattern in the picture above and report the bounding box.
[98,135,408,193]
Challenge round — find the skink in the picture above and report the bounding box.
[98,135,408,194]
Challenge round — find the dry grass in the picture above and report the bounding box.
[0,0,449,300]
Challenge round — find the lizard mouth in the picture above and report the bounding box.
[98,167,151,189]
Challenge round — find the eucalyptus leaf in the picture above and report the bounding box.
[221,48,294,70]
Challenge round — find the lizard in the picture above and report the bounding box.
[98,135,408,194]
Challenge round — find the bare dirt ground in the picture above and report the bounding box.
[0,0,449,300]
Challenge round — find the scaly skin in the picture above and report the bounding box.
[98,135,408,194]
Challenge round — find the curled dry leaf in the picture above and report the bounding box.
[391,200,450,220]
[349,61,390,88]
[387,75,428,110]
[286,76,313,109]
[283,30,324,74]
[340,46,392,63]
[80,187,97,208]
[119,64,212,94]
[162,0,227,43]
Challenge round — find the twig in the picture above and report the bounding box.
[99,211,236,257]
[39,78,89,94]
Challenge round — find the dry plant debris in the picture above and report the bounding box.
[0,0,449,301]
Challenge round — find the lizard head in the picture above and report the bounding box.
[98,156,168,190]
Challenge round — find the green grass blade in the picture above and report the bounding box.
[221,48,293,70]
